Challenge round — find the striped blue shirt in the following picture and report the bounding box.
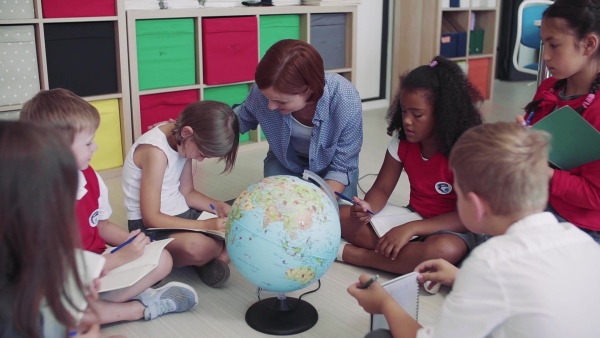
[236,73,363,186]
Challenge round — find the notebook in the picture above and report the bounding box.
[64,250,106,322]
[99,238,173,293]
[531,106,600,170]
[370,271,420,331]
[145,211,225,240]
[370,204,423,238]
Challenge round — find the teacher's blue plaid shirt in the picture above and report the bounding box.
[236,73,363,186]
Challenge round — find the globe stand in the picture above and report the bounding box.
[245,293,318,335]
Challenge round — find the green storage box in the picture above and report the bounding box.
[204,84,251,143]
[259,15,301,59]
[469,29,484,54]
[136,18,196,90]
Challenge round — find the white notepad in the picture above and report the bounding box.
[64,250,106,322]
[100,238,173,293]
[370,204,423,238]
[370,271,420,331]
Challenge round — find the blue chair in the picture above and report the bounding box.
[512,0,553,76]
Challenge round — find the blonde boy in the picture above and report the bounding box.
[20,89,198,324]
[348,122,600,338]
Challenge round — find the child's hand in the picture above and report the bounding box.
[201,217,227,232]
[415,258,458,287]
[213,201,231,217]
[347,273,393,314]
[115,230,149,263]
[350,197,373,225]
[375,223,416,260]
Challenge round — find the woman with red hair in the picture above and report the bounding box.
[236,39,363,197]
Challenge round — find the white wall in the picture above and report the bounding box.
[356,0,385,101]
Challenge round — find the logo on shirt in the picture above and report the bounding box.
[89,210,99,227]
[435,182,452,195]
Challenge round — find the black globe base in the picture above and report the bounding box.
[245,296,318,335]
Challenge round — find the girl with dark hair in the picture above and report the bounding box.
[123,100,239,288]
[338,56,484,275]
[236,39,363,197]
[517,0,600,241]
[0,121,100,337]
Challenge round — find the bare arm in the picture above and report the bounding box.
[96,220,128,247]
[136,145,225,231]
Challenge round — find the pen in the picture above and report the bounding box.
[110,236,136,254]
[358,275,379,289]
[525,111,535,126]
[150,232,156,242]
[210,203,219,217]
[334,191,375,215]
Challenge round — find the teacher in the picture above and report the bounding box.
[235,39,363,197]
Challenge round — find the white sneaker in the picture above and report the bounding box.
[132,281,198,320]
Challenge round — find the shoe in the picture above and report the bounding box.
[132,281,198,320]
[194,259,230,288]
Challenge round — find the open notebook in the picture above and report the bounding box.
[370,204,423,238]
[145,211,225,240]
[64,250,106,322]
[99,238,173,293]
[371,271,420,331]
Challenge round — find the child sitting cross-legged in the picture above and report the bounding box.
[348,122,600,338]
[20,88,198,324]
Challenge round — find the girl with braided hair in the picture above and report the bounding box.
[338,56,483,275]
[517,0,600,242]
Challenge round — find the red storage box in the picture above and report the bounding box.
[467,58,491,100]
[42,0,115,18]
[139,90,199,132]
[202,16,258,85]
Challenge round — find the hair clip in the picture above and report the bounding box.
[583,93,595,109]
[429,60,438,68]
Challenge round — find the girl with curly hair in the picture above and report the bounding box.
[338,56,484,275]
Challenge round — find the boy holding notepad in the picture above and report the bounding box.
[348,122,600,338]
[20,89,198,325]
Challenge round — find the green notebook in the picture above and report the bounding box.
[532,106,600,170]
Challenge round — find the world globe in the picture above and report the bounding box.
[226,175,341,293]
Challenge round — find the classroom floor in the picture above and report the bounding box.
[99,80,536,337]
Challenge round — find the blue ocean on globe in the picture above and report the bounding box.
[226,175,341,293]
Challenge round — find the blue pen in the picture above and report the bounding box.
[334,191,375,215]
[110,235,136,254]
[210,203,219,217]
[525,111,535,126]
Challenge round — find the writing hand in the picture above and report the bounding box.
[349,197,374,225]
[347,273,393,315]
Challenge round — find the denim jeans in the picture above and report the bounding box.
[263,150,358,199]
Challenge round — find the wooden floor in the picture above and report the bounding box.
[99,80,536,337]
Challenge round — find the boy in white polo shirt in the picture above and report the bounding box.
[348,122,600,338]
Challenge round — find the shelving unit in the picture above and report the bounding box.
[392,0,499,102]
[126,6,357,148]
[0,0,131,171]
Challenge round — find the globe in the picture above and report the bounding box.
[226,175,341,293]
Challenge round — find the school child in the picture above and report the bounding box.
[348,122,600,338]
[0,121,100,338]
[338,56,483,274]
[122,100,239,288]
[517,0,600,241]
[20,89,198,324]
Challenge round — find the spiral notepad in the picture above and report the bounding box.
[370,271,419,331]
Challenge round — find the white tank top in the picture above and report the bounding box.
[122,127,189,220]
